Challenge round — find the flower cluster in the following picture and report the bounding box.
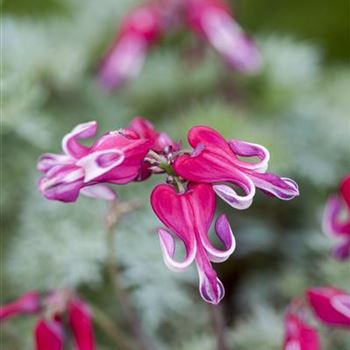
[98,0,261,89]
[283,286,350,349]
[0,290,95,350]
[38,117,299,304]
[323,174,350,260]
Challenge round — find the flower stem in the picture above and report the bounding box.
[209,304,230,350]
[105,201,159,350]
[90,304,136,350]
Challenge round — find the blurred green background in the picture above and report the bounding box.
[2,0,350,349]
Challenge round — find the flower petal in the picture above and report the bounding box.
[77,150,125,183]
[35,319,64,350]
[80,184,116,201]
[331,294,350,320]
[340,175,350,209]
[37,153,73,174]
[0,291,40,322]
[248,172,299,200]
[228,139,270,172]
[332,239,350,261]
[68,298,96,350]
[158,228,197,272]
[213,182,255,210]
[202,214,236,263]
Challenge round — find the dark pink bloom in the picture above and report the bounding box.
[129,116,177,153]
[151,183,235,304]
[35,319,64,350]
[38,121,152,202]
[323,175,350,260]
[68,298,95,350]
[307,287,350,329]
[283,311,320,350]
[0,291,40,321]
[98,3,162,89]
[173,126,299,210]
[185,0,261,73]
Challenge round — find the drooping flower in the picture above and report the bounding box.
[98,3,163,90]
[283,310,320,350]
[1,290,96,350]
[307,287,350,329]
[323,175,350,260]
[0,291,40,321]
[151,182,235,304]
[37,121,152,202]
[174,126,299,210]
[185,0,261,72]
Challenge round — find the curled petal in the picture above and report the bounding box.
[307,287,350,328]
[68,298,96,350]
[80,184,116,201]
[0,291,40,322]
[76,150,125,183]
[158,228,197,272]
[228,139,270,172]
[196,247,225,305]
[62,121,97,159]
[248,172,299,200]
[35,319,64,350]
[37,154,73,174]
[201,214,235,263]
[323,196,350,235]
[213,181,255,210]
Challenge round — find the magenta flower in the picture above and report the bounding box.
[98,3,162,90]
[283,311,320,350]
[307,287,350,329]
[323,175,350,260]
[151,183,235,304]
[1,290,95,350]
[0,291,40,321]
[185,0,261,72]
[37,121,152,202]
[174,126,299,210]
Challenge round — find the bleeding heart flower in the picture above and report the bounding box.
[35,319,65,350]
[37,121,152,202]
[283,311,320,350]
[323,175,350,260]
[0,291,40,321]
[98,3,163,90]
[173,126,299,210]
[185,0,262,73]
[151,182,235,304]
[307,287,350,329]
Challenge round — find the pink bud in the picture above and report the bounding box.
[68,298,96,350]
[0,291,40,322]
[35,319,64,350]
[307,287,350,328]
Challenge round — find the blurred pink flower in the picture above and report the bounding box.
[0,291,40,321]
[151,182,235,304]
[174,126,299,210]
[307,287,350,329]
[98,3,163,90]
[185,0,261,72]
[1,290,95,350]
[37,121,152,202]
[283,311,320,350]
[323,175,350,260]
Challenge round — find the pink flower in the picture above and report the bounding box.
[323,175,350,260]
[151,182,235,304]
[283,311,320,350]
[185,0,261,73]
[173,126,299,210]
[0,291,40,321]
[307,287,350,329]
[98,3,162,90]
[1,290,96,350]
[37,121,152,202]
